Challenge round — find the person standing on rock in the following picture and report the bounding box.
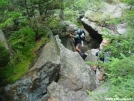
[94,38,111,81]
[69,29,86,57]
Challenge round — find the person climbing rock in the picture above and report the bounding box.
[69,28,87,59]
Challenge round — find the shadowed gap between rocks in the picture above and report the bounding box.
[82,22,102,43]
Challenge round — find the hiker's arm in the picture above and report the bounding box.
[69,34,74,38]
[69,34,78,38]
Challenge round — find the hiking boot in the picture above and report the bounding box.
[82,54,87,60]
[79,52,84,56]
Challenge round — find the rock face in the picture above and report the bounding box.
[56,35,96,91]
[1,35,97,101]
[84,83,110,101]
[2,62,60,101]
[45,36,97,101]
[46,82,88,101]
[81,1,128,41]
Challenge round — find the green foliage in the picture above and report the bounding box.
[121,0,134,6]
[5,11,22,18]
[63,0,74,8]
[0,52,31,85]
[120,0,134,26]
[46,16,60,29]
[104,32,134,59]
[0,17,13,28]
[0,0,55,86]
[73,0,89,11]
[0,26,50,86]
[64,9,78,21]
[123,10,134,26]
[94,26,134,99]
[89,0,105,11]
[106,18,122,25]
[0,0,9,7]
[30,0,63,9]
[0,11,22,28]
[0,27,36,85]
[64,0,106,25]
[88,36,134,99]
[9,27,36,53]
[86,0,134,98]
[0,42,10,67]
[106,55,134,98]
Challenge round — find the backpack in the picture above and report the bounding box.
[77,29,85,41]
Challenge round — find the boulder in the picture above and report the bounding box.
[81,2,127,37]
[47,82,88,101]
[84,83,110,101]
[1,35,97,101]
[56,35,96,92]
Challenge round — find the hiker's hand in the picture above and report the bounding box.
[69,34,73,37]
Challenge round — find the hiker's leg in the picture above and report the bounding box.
[76,43,86,59]
[75,43,81,53]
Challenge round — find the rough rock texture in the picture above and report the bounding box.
[81,2,127,40]
[1,35,97,101]
[43,36,96,101]
[84,49,102,87]
[0,36,61,101]
[4,62,60,101]
[47,82,88,101]
[56,35,96,91]
[84,83,110,101]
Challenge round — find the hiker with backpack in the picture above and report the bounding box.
[94,38,111,81]
[69,29,86,57]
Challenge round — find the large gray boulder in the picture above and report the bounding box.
[56,35,96,91]
[1,35,97,101]
[84,83,110,101]
[1,36,61,101]
[81,2,127,35]
[46,82,88,101]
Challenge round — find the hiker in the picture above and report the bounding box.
[94,38,111,81]
[69,29,85,56]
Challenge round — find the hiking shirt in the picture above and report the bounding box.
[74,33,81,44]
[97,49,111,63]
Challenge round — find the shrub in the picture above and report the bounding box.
[0,42,10,67]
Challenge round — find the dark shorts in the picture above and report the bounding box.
[76,43,81,47]
[74,39,81,47]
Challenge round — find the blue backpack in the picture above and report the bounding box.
[77,29,85,40]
